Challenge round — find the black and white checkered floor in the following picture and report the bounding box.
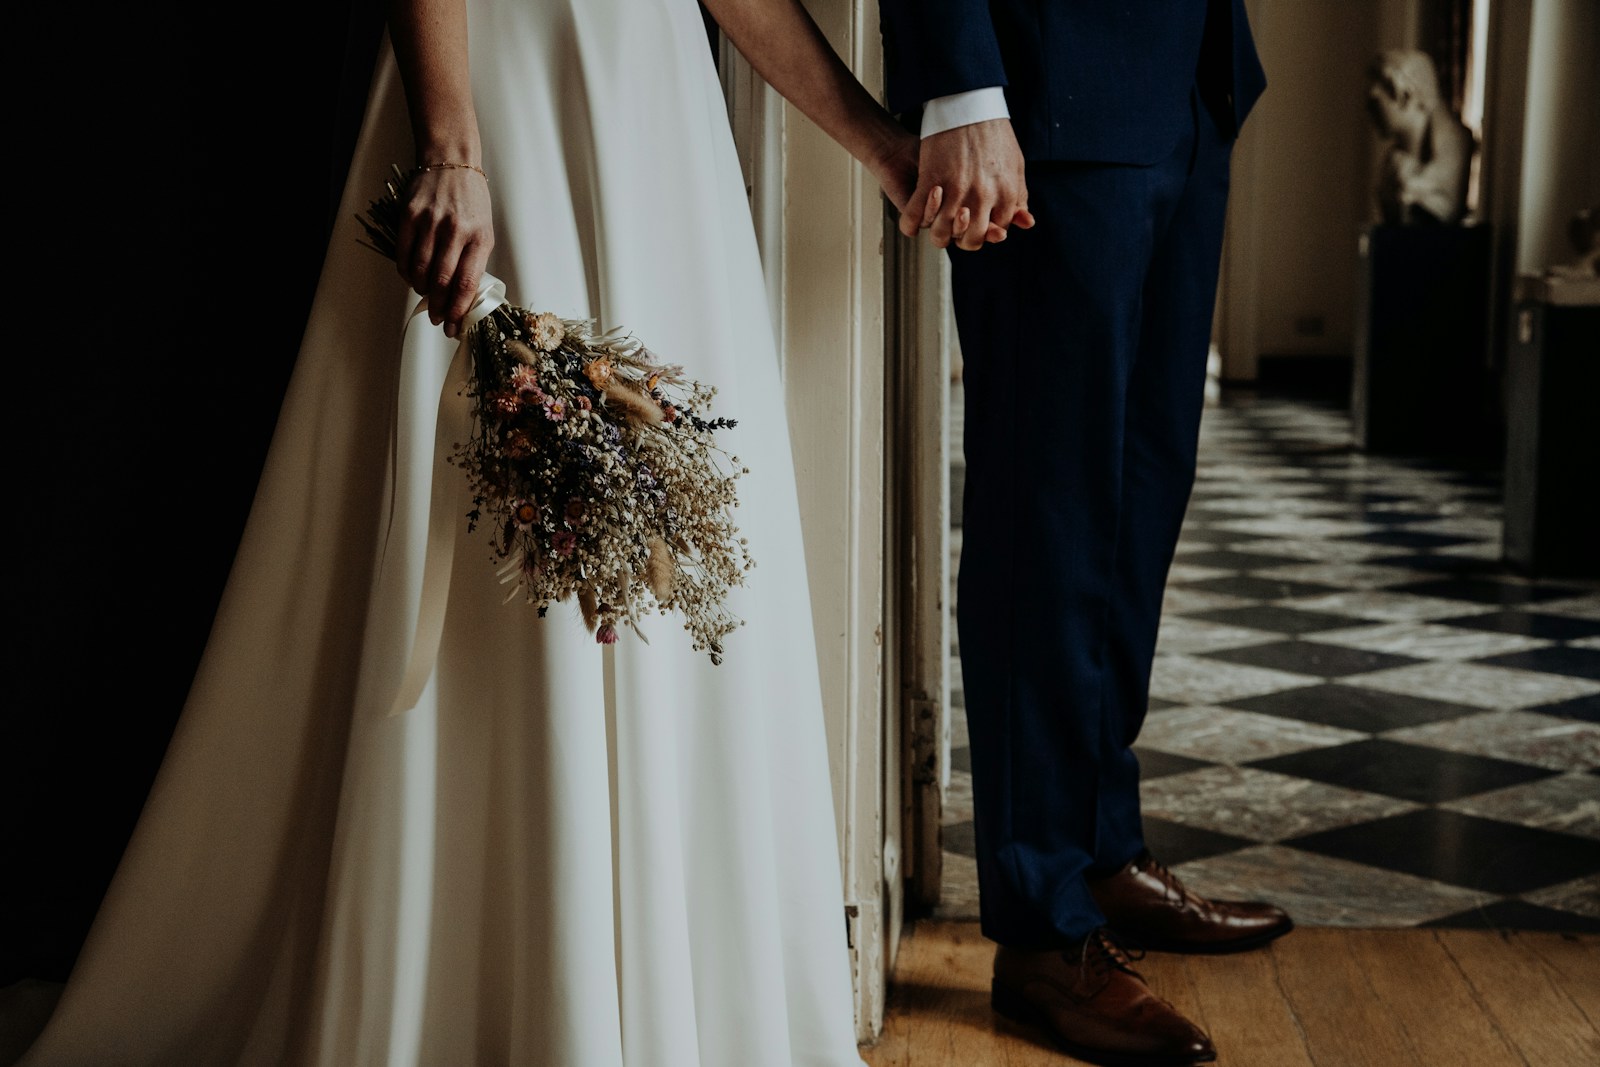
[939,386,1600,932]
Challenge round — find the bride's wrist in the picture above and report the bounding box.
[412,124,483,171]
[858,117,915,177]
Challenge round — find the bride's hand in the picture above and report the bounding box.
[394,166,495,339]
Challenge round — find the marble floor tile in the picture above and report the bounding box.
[1528,693,1600,724]
[1181,575,1346,602]
[1476,645,1600,681]
[1346,662,1600,712]
[1176,527,1256,546]
[1140,766,1419,841]
[1384,710,1600,772]
[1303,621,1553,661]
[1202,639,1421,678]
[1160,587,1261,617]
[1522,873,1600,918]
[1248,738,1553,805]
[1507,594,1600,621]
[1136,705,1366,763]
[1363,552,1504,576]
[1283,808,1600,894]
[1362,499,1479,517]
[942,767,974,825]
[1440,773,1600,839]
[1249,562,1442,590]
[931,850,981,921]
[1191,496,1356,517]
[942,819,976,859]
[1298,467,1400,482]
[1134,747,1215,780]
[1209,516,1390,540]
[1171,547,1316,571]
[1395,516,1505,539]
[1141,816,1258,865]
[1185,605,1368,636]
[1169,845,1497,927]
[1154,617,1282,655]
[1428,540,1505,561]
[1165,562,1241,584]
[1388,576,1592,606]
[1195,463,1319,482]
[1230,538,1410,563]
[1423,898,1600,932]
[1191,482,1332,501]
[1226,683,1481,733]
[1434,610,1600,641]
[1147,656,1320,706]
[1281,590,1501,623]
[1338,528,1483,551]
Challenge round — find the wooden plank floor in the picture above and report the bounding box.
[863,921,1600,1067]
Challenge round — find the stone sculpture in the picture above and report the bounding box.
[1366,49,1474,225]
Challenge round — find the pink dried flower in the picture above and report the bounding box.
[564,499,586,525]
[552,530,577,556]
[596,624,619,645]
[510,366,546,404]
[544,397,568,422]
[513,500,538,530]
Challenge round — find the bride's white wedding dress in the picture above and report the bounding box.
[19,1,862,1064]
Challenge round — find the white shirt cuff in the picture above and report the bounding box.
[919,87,1011,139]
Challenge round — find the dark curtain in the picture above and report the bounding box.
[4,0,380,987]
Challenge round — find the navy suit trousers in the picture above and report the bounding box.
[949,88,1233,948]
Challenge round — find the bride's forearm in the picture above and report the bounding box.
[387,0,482,165]
[700,0,907,172]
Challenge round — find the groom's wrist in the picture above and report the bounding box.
[919,87,1010,139]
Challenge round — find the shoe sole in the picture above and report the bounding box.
[990,979,1218,1067]
[1112,918,1296,956]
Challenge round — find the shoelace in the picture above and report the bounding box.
[1076,928,1148,990]
[1139,852,1204,910]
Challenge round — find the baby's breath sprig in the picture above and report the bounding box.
[358,166,752,662]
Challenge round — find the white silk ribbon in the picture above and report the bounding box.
[385,273,507,716]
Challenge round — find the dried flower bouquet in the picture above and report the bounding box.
[360,165,751,662]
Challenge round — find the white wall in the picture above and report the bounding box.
[1515,0,1600,274]
[1221,0,1384,379]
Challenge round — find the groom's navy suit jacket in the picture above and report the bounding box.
[879,0,1267,163]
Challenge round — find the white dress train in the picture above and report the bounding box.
[18,1,863,1064]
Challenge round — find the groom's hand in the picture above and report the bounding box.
[900,119,1033,251]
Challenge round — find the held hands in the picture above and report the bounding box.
[394,165,495,339]
[899,119,1034,251]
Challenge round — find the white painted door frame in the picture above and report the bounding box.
[718,0,900,1041]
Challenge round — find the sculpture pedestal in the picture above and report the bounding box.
[1503,273,1600,579]
[1350,223,1495,456]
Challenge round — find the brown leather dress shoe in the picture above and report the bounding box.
[1088,850,1293,954]
[991,930,1216,1066]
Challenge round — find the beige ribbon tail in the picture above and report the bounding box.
[386,274,508,716]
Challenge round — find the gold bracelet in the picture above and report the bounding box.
[413,161,489,183]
